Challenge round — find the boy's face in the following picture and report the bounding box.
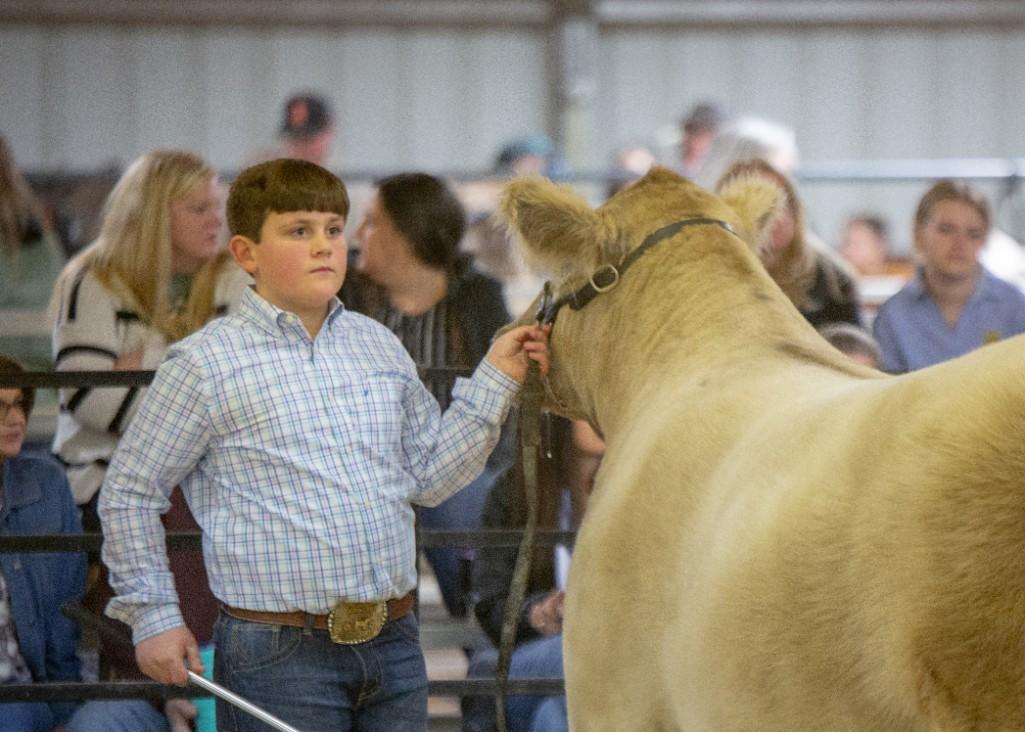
[230,210,347,319]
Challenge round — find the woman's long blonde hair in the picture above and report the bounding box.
[0,135,48,257]
[52,149,231,341]
[715,157,816,308]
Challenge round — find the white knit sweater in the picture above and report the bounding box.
[50,263,252,505]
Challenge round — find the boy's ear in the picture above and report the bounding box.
[230,235,259,275]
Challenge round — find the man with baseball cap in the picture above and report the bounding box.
[278,92,335,166]
[679,100,724,178]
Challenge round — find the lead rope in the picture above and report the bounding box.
[495,354,544,732]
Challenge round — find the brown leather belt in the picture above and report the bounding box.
[222,592,415,636]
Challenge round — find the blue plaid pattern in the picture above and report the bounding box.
[100,288,518,643]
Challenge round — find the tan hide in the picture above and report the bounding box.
[499,166,1025,731]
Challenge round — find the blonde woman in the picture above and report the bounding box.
[50,150,250,523]
[715,157,863,328]
[0,136,65,371]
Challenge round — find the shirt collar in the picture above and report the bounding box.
[239,286,346,336]
[906,266,928,299]
[973,266,1006,304]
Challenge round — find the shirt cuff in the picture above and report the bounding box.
[130,603,187,645]
[453,359,520,420]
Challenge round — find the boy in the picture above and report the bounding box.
[98,159,550,731]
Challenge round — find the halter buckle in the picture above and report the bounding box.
[589,264,620,293]
[536,281,558,326]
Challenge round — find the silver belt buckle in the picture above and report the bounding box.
[327,600,387,644]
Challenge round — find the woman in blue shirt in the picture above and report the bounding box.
[873,180,1025,373]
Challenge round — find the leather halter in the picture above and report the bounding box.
[535,216,737,326]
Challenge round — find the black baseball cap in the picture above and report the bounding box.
[682,102,724,134]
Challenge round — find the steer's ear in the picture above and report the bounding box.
[716,174,785,254]
[499,176,607,275]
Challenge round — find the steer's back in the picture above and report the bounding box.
[569,336,1025,730]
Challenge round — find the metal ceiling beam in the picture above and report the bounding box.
[0,0,553,29]
[598,1,1025,29]
[4,1,1024,29]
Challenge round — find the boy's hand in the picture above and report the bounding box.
[136,626,203,687]
[486,324,551,383]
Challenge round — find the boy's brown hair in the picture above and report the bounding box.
[227,158,350,241]
[0,355,34,418]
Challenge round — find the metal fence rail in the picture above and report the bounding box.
[0,678,565,704]
[0,529,576,553]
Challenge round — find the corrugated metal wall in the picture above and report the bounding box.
[1,7,1023,249]
[595,25,1025,247]
[0,23,549,174]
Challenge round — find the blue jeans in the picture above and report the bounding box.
[462,634,566,732]
[0,701,53,732]
[67,700,169,732]
[213,610,428,731]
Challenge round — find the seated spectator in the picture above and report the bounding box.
[49,149,250,527]
[817,322,881,369]
[0,355,85,732]
[838,213,913,321]
[839,214,891,276]
[342,172,515,618]
[873,179,1025,373]
[678,101,725,179]
[463,416,602,732]
[715,158,863,328]
[0,136,65,374]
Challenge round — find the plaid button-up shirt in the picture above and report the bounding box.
[100,288,517,643]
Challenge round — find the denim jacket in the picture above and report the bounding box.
[1,453,86,725]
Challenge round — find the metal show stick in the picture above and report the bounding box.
[63,603,304,732]
[186,670,303,732]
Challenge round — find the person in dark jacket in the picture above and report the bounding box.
[342,172,515,617]
[0,354,85,731]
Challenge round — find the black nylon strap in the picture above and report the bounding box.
[568,217,736,311]
[538,217,736,324]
